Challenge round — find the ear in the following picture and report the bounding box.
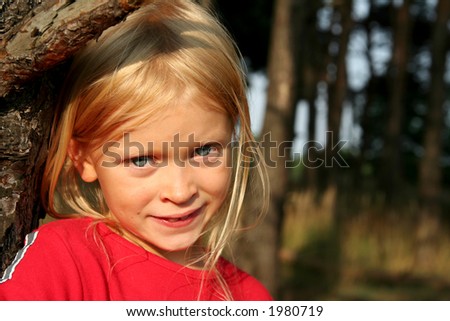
[68,139,98,183]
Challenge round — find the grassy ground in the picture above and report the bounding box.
[279,188,450,300]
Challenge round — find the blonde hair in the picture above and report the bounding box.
[42,0,268,300]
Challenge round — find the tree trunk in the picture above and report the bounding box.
[298,0,322,190]
[0,0,147,273]
[0,68,62,271]
[416,0,450,269]
[358,1,376,186]
[0,0,148,97]
[379,0,411,200]
[326,0,352,184]
[304,65,319,189]
[235,0,300,297]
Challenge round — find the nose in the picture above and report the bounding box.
[159,162,198,204]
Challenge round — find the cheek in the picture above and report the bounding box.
[95,169,148,211]
[205,165,232,202]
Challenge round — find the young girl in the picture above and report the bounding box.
[0,0,270,300]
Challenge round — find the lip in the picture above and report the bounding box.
[149,207,203,228]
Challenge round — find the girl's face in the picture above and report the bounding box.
[76,96,233,265]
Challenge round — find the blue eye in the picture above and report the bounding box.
[195,145,213,157]
[130,156,155,167]
[194,144,222,158]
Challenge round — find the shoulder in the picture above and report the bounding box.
[218,258,273,301]
[8,217,101,274]
[10,217,97,266]
[37,217,105,245]
[0,217,95,300]
[9,217,95,255]
[36,217,111,257]
[39,216,93,235]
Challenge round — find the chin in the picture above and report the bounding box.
[158,238,200,253]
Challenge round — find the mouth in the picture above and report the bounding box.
[150,207,203,227]
[160,211,198,223]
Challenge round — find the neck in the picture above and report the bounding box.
[118,228,206,269]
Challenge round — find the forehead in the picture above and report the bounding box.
[117,96,233,146]
[98,85,232,140]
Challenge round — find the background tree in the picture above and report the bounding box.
[326,0,353,185]
[379,0,412,200]
[213,0,450,299]
[296,0,325,191]
[230,0,301,296]
[416,0,450,270]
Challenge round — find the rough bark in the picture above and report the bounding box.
[0,68,62,272]
[0,0,147,272]
[0,0,148,97]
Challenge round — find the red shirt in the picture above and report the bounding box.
[0,218,272,301]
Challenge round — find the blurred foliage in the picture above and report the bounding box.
[215,0,450,186]
[215,0,450,299]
